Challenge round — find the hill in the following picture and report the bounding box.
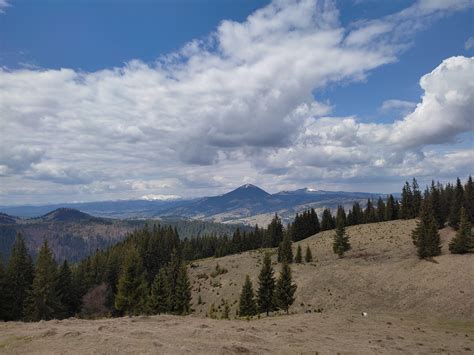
[0,209,248,263]
[0,185,386,225]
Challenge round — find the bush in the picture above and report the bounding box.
[210,264,228,278]
[81,283,110,319]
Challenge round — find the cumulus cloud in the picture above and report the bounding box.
[381,99,417,113]
[0,0,9,14]
[0,0,472,203]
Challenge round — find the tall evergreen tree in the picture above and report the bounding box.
[401,181,414,219]
[449,208,473,254]
[304,245,313,263]
[175,263,192,315]
[0,255,7,321]
[336,205,347,226]
[149,268,170,314]
[412,178,422,217]
[263,214,284,247]
[411,199,442,259]
[294,245,302,263]
[463,176,474,223]
[114,248,149,316]
[257,253,276,316]
[321,208,335,230]
[385,195,397,221]
[24,240,62,321]
[57,260,76,318]
[376,197,386,222]
[449,178,464,229]
[351,202,363,225]
[6,233,34,320]
[333,216,351,258]
[364,199,377,223]
[238,275,257,317]
[277,234,293,263]
[429,181,445,229]
[274,262,297,314]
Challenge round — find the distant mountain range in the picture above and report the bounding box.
[0,184,388,226]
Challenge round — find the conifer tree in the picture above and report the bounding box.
[294,245,302,263]
[263,214,284,247]
[321,208,335,230]
[257,253,276,316]
[449,208,473,254]
[0,255,7,321]
[166,249,182,313]
[175,263,192,315]
[412,199,442,259]
[463,176,474,223]
[385,195,397,221]
[336,205,347,226]
[274,262,297,314]
[449,178,464,229]
[304,245,313,262]
[239,275,257,317]
[277,234,293,263]
[401,181,414,219]
[351,202,363,225]
[6,233,34,320]
[376,197,386,222]
[412,178,422,217]
[429,181,445,229]
[149,268,170,314]
[364,199,377,223]
[24,240,62,321]
[333,216,351,258]
[57,260,76,318]
[114,248,149,316]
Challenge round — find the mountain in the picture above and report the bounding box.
[0,209,248,263]
[0,185,390,225]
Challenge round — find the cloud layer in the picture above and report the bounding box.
[0,0,473,204]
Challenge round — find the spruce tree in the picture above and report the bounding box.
[351,202,363,225]
[274,262,297,314]
[449,208,473,254]
[294,245,302,263]
[321,208,335,230]
[336,205,347,226]
[304,245,313,262]
[364,199,377,223]
[412,178,422,217]
[333,216,351,258]
[114,248,149,316]
[149,268,170,314]
[24,240,62,321]
[6,233,34,320]
[412,199,442,259]
[175,263,192,315]
[430,181,445,229]
[401,182,414,219]
[257,253,276,316]
[277,234,293,263]
[376,197,386,222]
[166,249,182,313]
[463,176,474,223]
[0,255,7,321]
[385,195,397,221]
[57,260,76,318]
[449,178,464,229]
[239,275,257,317]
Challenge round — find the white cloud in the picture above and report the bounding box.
[0,0,472,204]
[381,99,417,113]
[0,0,9,14]
[465,36,474,50]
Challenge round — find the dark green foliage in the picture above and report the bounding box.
[463,176,474,223]
[239,275,257,317]
[364,199,377,223]
[304,245,313,262]
[385,195,398,221]
[376,197,386,222]
[274,262,297,314]
[114,248,149,316]
[263,214,284,248]
[336,205,347,226]
[149,268,170,314]
[400,181,415,219]
[0,255,7,321]
[6,233,34,320]
[333,217,350,258]
[412,199,442,259]
[294,245,302,263]
[257,253,276,316]
[57,260,77,318]
[412,178,422,217]
[175,263,192,315]
[449,178,464,229]
[290,208,320,241]
[277,234,293,263]
[24,240,62,321]
[429,181,445,229]
[449,208,473,254]
[321,208,335,231]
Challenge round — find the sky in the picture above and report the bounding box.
[0,0,473,205]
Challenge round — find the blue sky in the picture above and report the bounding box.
[0,0,473,204]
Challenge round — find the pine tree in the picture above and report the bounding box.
[463,176,474,223]
[351,202,363,225]
[376,197,386,222]
[333,216,351,258]
[24,240,62,321]
[239,275,257,317]
[257,253,276,316]
[175,263,192,315]
[412,178,422,217]
[114,248,149,316]
[385,195,397,221]
[264,214,284,247]
[57,260,76,318]
[449,208,473,254]
[401,181,414,219]
[0,255,7,321]
[294,245,302,263]
[149,268,170,314]
[277,234,293,263]
[364,199,377,223]
[430,181,445,229]
[274,262,297,314]
[166,249,182,313]
[6,233,34,320]
[336,205,347,226]
[449,178,464,229]
[412,199,442,259]
[304,245,313,262]
[321,208,335,230]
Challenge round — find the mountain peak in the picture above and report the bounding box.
[225,184,270,199]
[43,208,93,222]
